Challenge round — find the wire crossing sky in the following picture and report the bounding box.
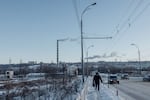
[0,0,150,64]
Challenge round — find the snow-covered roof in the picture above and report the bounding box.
[26,73,45,76]
[28,65,40,69]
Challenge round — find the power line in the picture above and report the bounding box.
[111,0,135,36]
[128,0,143,20]
[130,1,150,26]
[72,0,80,29]
[113,0,143,37]
[103,0,138,54]
[104,1,150,58]
[106,0,145,49]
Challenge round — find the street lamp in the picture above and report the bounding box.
[131,43,141,75]
[57,38,68,67]
[86,45,94,77]
[81,2,96,83]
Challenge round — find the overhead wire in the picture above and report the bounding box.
[103,0,149,59]
[93,0,150,61]
[72,0,80,29]
[103,0,137,55]
[72,0,89,54]
[130,1,150,26]
[113,0,143,37]
[111,0,135,37]
[112,0,149,44]
[71,0,81,45]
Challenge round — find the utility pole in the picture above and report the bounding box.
[56,38,68,67]
[9,58,11,68]
[57,40,59,67]
[81,2,96,83]
[86,45,94,77]
[131,43,141,75]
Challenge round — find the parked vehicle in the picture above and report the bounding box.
[143,74,150,81]
[121,74,129,80]
[108,75,119,84]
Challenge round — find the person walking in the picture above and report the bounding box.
[93,72,103,91]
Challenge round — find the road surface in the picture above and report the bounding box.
[111,78,150,100]
[86,77,121,100]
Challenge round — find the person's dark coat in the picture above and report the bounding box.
[93,72,103,90]
[93,73,103,84]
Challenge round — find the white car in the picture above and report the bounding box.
[108,75,119,84]
[143,75,150,81]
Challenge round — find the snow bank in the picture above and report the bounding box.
[129,77,143,81]
[86,77,124,100]
[76,78,89,100]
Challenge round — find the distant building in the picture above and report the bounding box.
[28,61,37,65]
[0,74,6,80]
[5,71,14,79]
[67,65,78,76]
[26,73,45,78]
[26,73,45,80]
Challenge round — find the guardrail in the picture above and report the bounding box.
[76,78,89,100]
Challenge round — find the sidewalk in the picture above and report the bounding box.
[86,77,124,100]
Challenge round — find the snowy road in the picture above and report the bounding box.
[112,79,150,100]
[86,77,122,100]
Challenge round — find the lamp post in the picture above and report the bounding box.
[131,43,141,75]
[86,45,94,77]
[81,2,96,83]
[57,39,68,67]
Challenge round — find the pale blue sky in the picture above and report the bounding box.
[0,0,150,64]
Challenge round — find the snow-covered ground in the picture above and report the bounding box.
[2,75,145,100]
[85,77,124,100]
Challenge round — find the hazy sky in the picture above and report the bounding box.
[0,0,150,64]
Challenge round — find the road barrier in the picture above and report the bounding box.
[76,78,89,100]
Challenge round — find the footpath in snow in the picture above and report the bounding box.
[86,77,124,100]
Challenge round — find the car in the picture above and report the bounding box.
[143,75,150,81]
[108,75,119,84]
[121,74,129,80]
